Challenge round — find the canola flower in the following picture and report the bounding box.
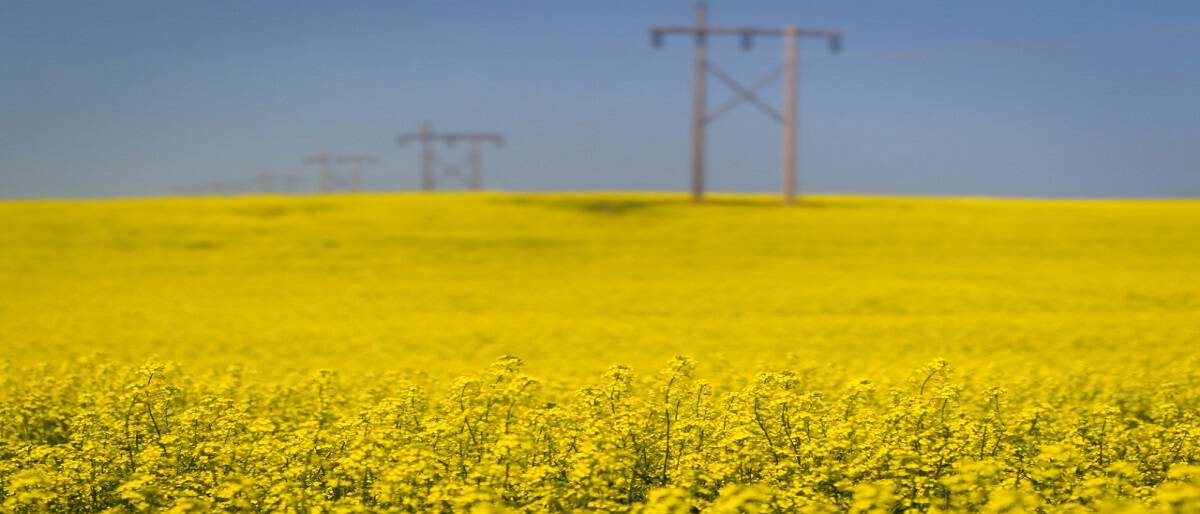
[1,193,1198,512]
[1,356,1199,512]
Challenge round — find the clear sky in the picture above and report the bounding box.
[2,0,1198,199]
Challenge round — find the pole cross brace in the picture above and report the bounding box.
[705,63,784,125]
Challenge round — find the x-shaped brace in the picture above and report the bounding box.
[705,63,785,125]
[421,154,467,189]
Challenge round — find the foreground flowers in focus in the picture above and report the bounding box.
[2,356,1198,513]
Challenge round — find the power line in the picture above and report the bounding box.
[397,122,504,191]
[651,2,842,204]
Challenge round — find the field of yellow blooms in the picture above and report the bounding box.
[1,193,1199,512]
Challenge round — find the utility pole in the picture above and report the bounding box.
[651,3,841,204]
[690,3,707,204]
[782,26,799,204]
[397,122,504,191]
[303,153,378,193]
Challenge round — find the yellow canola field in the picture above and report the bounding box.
[1,193,1199,512]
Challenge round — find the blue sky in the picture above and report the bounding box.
[1,0,1197,198]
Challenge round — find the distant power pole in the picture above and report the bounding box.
[303,154,379,193]
[651,3,842,204]
[397,122,504,191]
[254,172,304,193]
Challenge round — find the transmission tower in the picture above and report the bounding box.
[397,122,504,191]
[303,153,378,193]
[651,2,842,204]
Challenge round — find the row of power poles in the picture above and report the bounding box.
[180,128,504,196]
[182,4,839,202]
[292,123,505,194]
[324,2,837,202]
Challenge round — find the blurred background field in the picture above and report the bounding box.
[3,193,1197,384]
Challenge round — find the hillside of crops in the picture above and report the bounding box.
[2,193,1199,512]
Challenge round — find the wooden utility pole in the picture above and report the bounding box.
[397,122,504,191]
[782,26,799,204]
[651,3,841,204]
[690,3,708,204]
